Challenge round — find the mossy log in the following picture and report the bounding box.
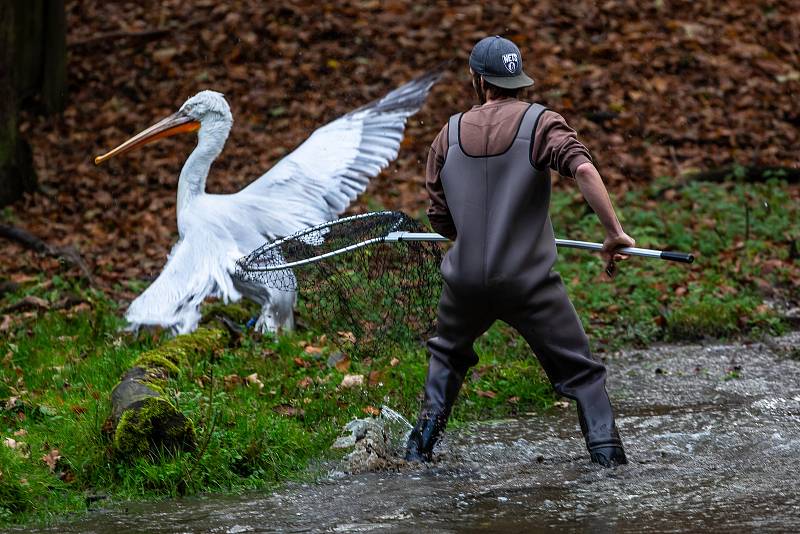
[111,327,230,459]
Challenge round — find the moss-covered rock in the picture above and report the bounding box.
[131,327,230,378]
[114,397,196,458]
[201,301,255,325]
[110,326,230,459]
[666,298,747,340]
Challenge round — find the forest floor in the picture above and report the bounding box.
[1,0,799,528]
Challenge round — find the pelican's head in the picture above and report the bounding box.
[94,90,233,165]
[178,90,233,125]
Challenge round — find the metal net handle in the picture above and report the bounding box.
[244,231,693,273]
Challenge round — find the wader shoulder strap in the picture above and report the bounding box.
[447,113,462,148]
[516,103,547,142]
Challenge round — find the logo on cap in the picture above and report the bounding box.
[502,53,518,74]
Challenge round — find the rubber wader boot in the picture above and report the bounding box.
[579,407,627,467]
[405,358,466,462]
[405,411,448,462]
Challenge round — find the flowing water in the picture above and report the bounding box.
[22,332,800,533]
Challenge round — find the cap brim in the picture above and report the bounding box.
[482,71,534,89]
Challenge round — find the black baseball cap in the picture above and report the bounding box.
[469,36,534,89]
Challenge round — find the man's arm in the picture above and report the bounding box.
[426,126,457,240]
[531,111,634,272]
[574,161,635,269]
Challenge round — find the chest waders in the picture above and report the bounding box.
[405,104,627,467]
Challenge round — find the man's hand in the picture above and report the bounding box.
[602,232,635,278]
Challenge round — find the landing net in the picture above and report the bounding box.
[235,211,443,357]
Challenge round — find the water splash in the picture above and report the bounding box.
[380,405,413,455]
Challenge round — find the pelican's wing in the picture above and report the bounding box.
[125,226,241,334]
[235,69,443,233]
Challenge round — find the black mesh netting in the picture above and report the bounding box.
[235,211,443,357]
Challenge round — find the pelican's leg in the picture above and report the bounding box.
[254,289,297,334]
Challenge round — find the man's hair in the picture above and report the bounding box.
[472,72,522,99]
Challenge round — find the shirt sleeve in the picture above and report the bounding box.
[532,110,593,178]
[425,124,457,240]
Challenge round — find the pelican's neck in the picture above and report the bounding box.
[177,120,231,217]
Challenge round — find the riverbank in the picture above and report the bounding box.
[13,331,800,533]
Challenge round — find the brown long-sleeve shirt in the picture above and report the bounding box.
[426,98,592,239]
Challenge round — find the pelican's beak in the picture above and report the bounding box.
[94,110,200,165]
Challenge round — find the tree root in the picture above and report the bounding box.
[0,223,94,284]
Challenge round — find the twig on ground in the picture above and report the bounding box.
[68,17,209,48]
[0,223,94,285]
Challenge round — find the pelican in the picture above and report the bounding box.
[95,70,441,334]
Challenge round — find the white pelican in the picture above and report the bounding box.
[95,70,441,334]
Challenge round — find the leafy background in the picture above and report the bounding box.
[2,0,798,298]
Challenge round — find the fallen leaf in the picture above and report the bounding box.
[507,396,520,404]
[13,429,27,437]
[554,400,571,409]
[327,351,349,371]
[390,357,400,367]
[5,396,19,410]
[337,331,357,344]
[304,345,323,356]
[70,405,87,415]
[0,315,12,332]
[223,374,242,390]
[42,449,61,473]
[476,389,497,399]
[101,417,114,434]
[339,374,364,388]
[293,357,311,368]
[368,370,384,386]
[245,373,264,390]
[362,406,380,416]
[335,355,351,373]
[3,438,18,449]
[297,376,314,389]
[152,47,178,64]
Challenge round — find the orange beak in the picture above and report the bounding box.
[94,111,200,165]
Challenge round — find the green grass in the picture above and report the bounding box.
[551,178,797,348]
[0,178,797,526]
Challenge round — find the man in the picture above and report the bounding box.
[404,36,635,467]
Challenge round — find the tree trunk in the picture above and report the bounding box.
[41,0,67,114]
[13,0,66,112]
[1,1,68,207]
[0,3,33,206]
